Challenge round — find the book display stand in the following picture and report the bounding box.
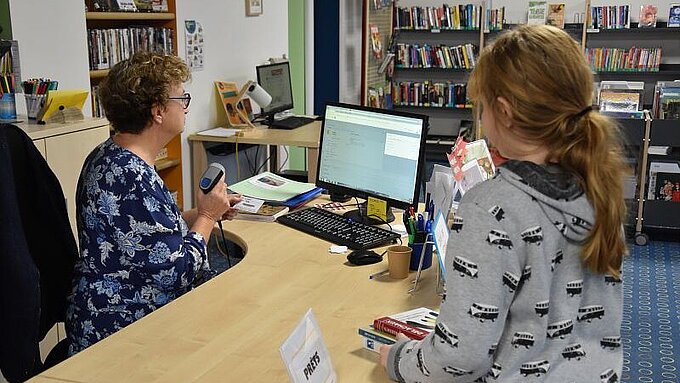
[44,107,85,124]
[215,80,256,130]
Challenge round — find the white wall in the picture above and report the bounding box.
[8,0,288,210]
[175,1,288,207]
[9,0,92,117]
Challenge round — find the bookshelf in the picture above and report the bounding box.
[581,15,680,242]
[84,0,184,208]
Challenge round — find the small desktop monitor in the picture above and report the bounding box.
[316,102,428,224]
[256,61,294,124]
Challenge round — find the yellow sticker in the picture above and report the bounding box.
[367,196,387,222]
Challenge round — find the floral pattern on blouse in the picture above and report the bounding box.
[66,138,211,355]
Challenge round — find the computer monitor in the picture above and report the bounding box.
[256,61,294,125]
[316,102,428,224]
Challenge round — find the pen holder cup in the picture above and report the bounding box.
[24,94,46,119]
[0,93,17,120]
[409,242,433,271]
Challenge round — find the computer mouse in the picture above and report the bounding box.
[347,249,383,266]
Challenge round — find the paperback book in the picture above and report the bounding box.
[358,307,438,353]
[546,3,565,29]
[638,4,658,27]
[647,161,680,200]
[235,203,289,222]
[670,3,680,27]
[527,1,547,25]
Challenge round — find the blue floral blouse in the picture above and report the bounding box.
[66,138,211,355]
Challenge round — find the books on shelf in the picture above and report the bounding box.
[588,5,631,30]
[585,47,662,72]
[527,1,547,25]
[653,81,680,119]
[358,307,439,353]
[395,4,482,30]
[669,3,680,27]
[86,27,174,70]
[485,6,505,32]
[546,4,566,29]
[638,5,658,28]
[392,81,468,108]
[394,43,477,70]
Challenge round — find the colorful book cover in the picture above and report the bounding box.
[638,4,658,27]
[358,307,438,350]
[527,1,547,25]
[669,3,680,27]
[214,81,247,127]
[370,24,383,60]
[654,172,680,201]
[371,307,438,340]
[546,4,565,29]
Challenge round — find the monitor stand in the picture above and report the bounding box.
[343,201,395,226]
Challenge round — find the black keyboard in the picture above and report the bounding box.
[276,207,400,250]
[270,116,316,130]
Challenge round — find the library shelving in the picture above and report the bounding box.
[84,0,184,208]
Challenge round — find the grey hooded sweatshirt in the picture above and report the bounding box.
[387,160,623,383]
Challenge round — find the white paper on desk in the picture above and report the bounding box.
[195,127,241,137]
[427,164,455,219]
[432,211,450,280]
[232,196,265,213]
[280,309,337,383]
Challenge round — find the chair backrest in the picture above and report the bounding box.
[0,124,78,382]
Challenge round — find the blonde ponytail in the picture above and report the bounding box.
[468,24,629,277]
[553,112,629,277]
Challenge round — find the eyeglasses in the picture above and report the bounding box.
[168,92,191,109]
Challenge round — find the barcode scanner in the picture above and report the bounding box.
[199,163,226,194]
[199,162,231,267]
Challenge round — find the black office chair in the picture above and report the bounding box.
[0,124,78,382]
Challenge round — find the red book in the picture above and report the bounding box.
[373,316,430,340]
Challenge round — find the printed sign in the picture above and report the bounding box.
[280,309,336,383]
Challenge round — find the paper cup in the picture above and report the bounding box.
[387,245,412,279]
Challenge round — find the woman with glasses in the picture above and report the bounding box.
[66,52,240,355]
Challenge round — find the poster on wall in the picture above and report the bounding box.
[185,20,204,71]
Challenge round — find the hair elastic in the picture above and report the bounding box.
[574,106,592,119]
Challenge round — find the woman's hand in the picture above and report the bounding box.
[379,333,409,370]
[196,175,231,221]
[220,194,242,221]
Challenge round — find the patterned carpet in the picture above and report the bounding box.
[621,240,680,383]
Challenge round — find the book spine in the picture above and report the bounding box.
[358,328,396,345]
[361,335,391,353]
[373,317,429,340]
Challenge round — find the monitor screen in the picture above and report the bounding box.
[316,103,428,215]
[256,61,294,116]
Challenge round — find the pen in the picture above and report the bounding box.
[369,269,389,279]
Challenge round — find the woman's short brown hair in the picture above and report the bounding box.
[99,52,190,134]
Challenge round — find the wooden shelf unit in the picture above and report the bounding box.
[85,0,184,208]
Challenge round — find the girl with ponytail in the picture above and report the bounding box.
[380,25,627,382]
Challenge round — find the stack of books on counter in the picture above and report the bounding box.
[229,171,323,211]
[358,307,439,353]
